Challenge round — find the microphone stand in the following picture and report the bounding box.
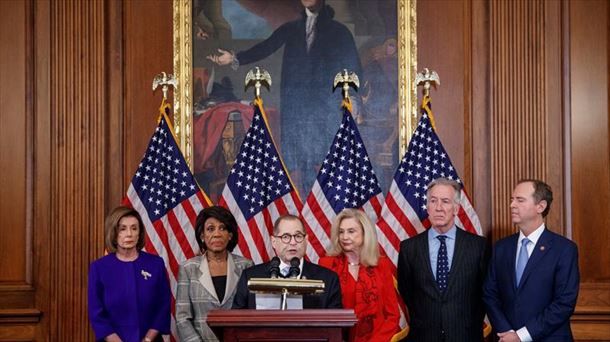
[280,288,289,310]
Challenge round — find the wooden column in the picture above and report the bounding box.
[489,0,564,241]
[569,0,610,339]
[48,0,107,339]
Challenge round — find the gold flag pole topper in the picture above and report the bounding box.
[245,66,272,99]
[415,68,440,130]
[333,69,360,100]
[333,69,360,122]
[414,68,440,98]
[152,72,178,113]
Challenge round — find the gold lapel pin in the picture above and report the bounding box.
[540,246,545,251]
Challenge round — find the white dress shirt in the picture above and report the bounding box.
[305,8,318,52]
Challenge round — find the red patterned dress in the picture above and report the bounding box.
[319,255,400,342]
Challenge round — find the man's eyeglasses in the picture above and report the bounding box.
[274,233,306,244]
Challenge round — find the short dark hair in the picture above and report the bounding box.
[195,206,239,252]
[273,214,303,235]
[104,206,146,252]
[518,179,553,217]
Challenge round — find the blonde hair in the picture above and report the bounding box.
[327,208,379,267]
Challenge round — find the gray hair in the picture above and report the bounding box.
[426,178,462,204]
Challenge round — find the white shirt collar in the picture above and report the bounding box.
[518,222,545,246]
[279,258,304,278]
[305,8,319,18]
[428,225,457,241]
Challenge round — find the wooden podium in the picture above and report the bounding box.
[207,309,358,342]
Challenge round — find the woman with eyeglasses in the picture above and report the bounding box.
[175,206,254,341]
[319,208,401,342]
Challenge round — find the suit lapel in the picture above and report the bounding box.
[198,253,219,302]
[223,253,238,306]
[518,229,553,289]
[301,260,311,279]
[506,234,519,291]
[446,229,465,293]
[420,232,442,296]
[301,261,312,307]
[296,16,307,51]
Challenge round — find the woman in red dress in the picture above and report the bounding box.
[319,208,401,342]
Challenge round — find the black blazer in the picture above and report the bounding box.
[397,228,489,342]
[231,259,343,309]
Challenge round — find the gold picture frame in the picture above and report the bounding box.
[173,0,417,197]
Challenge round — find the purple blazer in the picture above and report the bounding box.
[88,252,171,342]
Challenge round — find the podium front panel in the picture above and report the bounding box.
[207,309,357,342]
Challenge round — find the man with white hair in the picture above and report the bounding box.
[397,177,489,342]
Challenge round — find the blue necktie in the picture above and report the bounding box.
[515,238,531,286]
[436,235,449,293]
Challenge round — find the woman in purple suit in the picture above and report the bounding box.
[88,206,170,342]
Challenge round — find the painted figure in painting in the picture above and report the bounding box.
[193,0,398,199]
[208,0,362,195]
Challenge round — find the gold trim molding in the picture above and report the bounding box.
[173,0,417,167]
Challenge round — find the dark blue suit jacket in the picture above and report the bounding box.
[231,260,343,309]
[483,229,579,341]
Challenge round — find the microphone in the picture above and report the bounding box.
[288,257,300,278]
[268,256,281,279]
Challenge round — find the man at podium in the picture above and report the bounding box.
[232,215,342,309]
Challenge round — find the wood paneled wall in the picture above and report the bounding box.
[0,0,42,340]
[0,0,608,340]
[48,0,106,339]
[417,0,609,340]
[569,0,610,339]
[488,0,565,240]
[0,0,172,340]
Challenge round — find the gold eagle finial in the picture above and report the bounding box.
[415,68,440,97]
[245,67,272,98]
[152,72,178,100]
[333,69,360,99]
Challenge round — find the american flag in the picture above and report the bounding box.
[301,100,384,263]
[375,95,483,264]
[218,98,302,264]
[123,102,211,340]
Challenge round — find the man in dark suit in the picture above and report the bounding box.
[397,177,488,342]
[232,214,342,309]
[483,179,579,342]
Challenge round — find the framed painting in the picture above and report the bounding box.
[173,0,417,201]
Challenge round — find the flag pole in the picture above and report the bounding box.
[414,68,440,131]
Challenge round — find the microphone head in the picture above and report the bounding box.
[290,257,300,267]
[288,257,300,278]
[268,256,281,278]
[270,256,281,267]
